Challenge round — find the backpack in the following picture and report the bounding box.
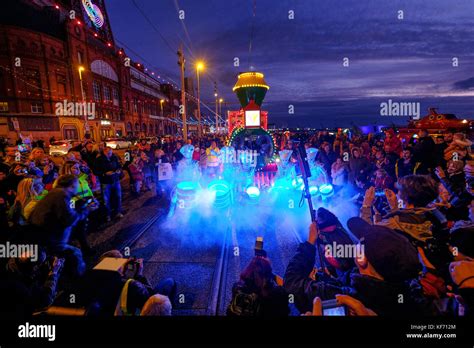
[227,288,262,317]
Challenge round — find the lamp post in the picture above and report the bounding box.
[196,61,204,137]
[160,99,164,117]
[78,66,89,136]
[160,99,165,136]
[218,98,223,133]
[214,92,218,133]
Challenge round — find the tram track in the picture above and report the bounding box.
[114,195,306,316]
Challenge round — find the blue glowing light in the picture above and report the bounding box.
[319,184,334,197]
[177,181,199,191]
[208,180,231,208]
[292,177,304,190]
[246,186,260,198]
[208,180,230,195]
[309,186,319,196]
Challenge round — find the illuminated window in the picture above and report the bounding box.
[91,60,118,82]
[0,102,8,112]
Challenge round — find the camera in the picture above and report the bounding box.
[254,236,266,257]
[123,257,141,278]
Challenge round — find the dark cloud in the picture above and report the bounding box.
[107,0,474,126]
[453,77,474,91]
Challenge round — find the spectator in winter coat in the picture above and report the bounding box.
[28,175,95,276]
[94,147,123,222]
[413,130,436,174]
[384,129,402,156]
[348,147,370,185]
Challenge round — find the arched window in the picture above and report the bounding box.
[90,60,119,82]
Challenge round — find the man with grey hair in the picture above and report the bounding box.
[140,294,172,316]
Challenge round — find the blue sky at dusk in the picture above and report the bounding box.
[106,0,474,127]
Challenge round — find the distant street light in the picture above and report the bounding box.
[196,61,205,136]
[218,98,224,131]
[78,66,89,134]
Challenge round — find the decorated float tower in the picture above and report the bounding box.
[227,72,278,188]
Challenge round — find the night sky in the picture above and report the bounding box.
[106,0,474,127]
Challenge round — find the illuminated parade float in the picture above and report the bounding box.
[168,71,333,216]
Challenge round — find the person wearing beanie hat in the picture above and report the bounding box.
[284,218,439,316]
[347,217,421,282]
[346,217,439,316]
[283,220,354,314]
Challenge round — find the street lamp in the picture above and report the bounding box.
[78,66,85,101]
[78,66,89,136]
[218,98,224,132]
[160,99,165,116]
[196,61,204,137]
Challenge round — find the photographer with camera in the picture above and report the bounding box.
[82,250,176,316]
[56,161,98,254]
[0,248,64,318]
[29,175,97,276]
[285,218,439,316]
[227,238,289,317]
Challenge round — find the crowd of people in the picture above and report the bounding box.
[228,128,474,317]
[0,126,473,318]
[0,133,235,317]
[0,134,190,317]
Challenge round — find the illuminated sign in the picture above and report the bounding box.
[245,110,260,127]
[82,0,104,28]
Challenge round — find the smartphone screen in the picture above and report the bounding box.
[322,299,347,316]
[323,306,346,316]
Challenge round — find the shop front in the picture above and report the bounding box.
[96,119,125,140]
[6,115,62,143]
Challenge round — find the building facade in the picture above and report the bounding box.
[0,0,178,143]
